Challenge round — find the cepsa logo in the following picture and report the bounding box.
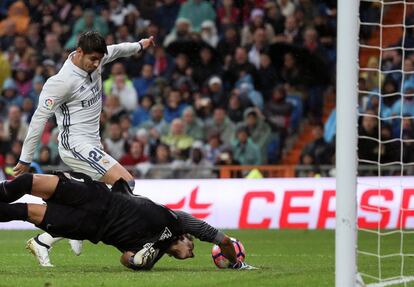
[238,188,414,229]
[165,187,212,219]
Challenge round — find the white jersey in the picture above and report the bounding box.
[19,42,142,163]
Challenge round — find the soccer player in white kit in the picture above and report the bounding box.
[13,31,155,267]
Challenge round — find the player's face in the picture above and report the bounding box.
[167,236,194,260]
[79,50,104,73]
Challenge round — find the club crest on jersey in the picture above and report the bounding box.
[44,98,54,110]
[159,227,172,241]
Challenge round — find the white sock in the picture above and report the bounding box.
[38,233,63,247]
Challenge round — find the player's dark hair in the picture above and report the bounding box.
[77,31,108,55]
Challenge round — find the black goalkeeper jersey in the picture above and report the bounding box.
[99,192,183,253]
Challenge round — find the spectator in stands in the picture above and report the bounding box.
[164,89,187,123]
[231,125,262,165]
[257,53,279,101]
[108,0,130,27]
[241,8,274,47]
[247,28,270,69]
[36,145,56,166]
[264,85,293,140]
[3,105,28,143]
[137,143,175,179]
[236,75,264,110]
[103,62,132,97]
[139,104,170,136]
[119,139,148,166]
[161,118,193,160]
[154,0,180,38]
[263,1,285,35]
[380,124,400,164]
[217,25,240,63]
[200,20,219,48]
[280,52,303,89]
[12,64,31,98]
[182,141,214,178]
[42,33,63,63]
[205,76,226,108]
[300,123,330,165]
[227,91,245,124]
[177,0,216,33]
[324,108,336,144]
[21,97,35,124]
[205,107,235,145]
[391,81,414,117]
[0,1,30,36]
[65,9,108,50]
[103,95,126,121]
[110,73,138,113]
[163,18,192,47]
[216,0,240,27]
[358,109,379,163]
[204,130,225,165]
[104,120,126,161]
[132,64,155,99]
[131,94,153,128]
[9,35,36,68]
[192,47,222,88]
[119,114,134,141]
[278,0,296,17]
[225,47,258,88]
[274,15,301,44]
[148,46,172,77]
[182,106,205,141]
[402,117,414,169]
[240,108,272,161]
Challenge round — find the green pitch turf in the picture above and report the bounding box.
[0,229,412,287]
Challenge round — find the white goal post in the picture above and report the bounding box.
[337,1,414,286]
[336,0,359,286]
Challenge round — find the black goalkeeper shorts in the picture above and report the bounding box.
[36,172,111,243]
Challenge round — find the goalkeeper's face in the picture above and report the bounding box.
[167,235,194,260]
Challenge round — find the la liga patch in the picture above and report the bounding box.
[43,98,54,110]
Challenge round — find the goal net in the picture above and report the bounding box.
[357,0,414,286]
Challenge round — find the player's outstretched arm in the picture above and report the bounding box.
[15,78,69,176]
[102,36,155,66]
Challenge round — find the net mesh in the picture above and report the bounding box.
[358,1,414,286]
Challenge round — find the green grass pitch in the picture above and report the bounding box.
[0,229,412,287]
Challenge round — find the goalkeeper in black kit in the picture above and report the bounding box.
[0,172,255,270]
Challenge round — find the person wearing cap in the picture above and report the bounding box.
[206,75,226,108]
[241,8,275,47]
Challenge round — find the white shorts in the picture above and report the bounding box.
[59,144,118,180]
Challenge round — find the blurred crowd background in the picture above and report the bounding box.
[0,0,405,179]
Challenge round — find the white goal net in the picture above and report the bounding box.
[357,0,414,286]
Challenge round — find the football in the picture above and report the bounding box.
[211,237,246,269]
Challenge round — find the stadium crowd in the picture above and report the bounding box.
[0,0,339,179]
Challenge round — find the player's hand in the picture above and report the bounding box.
[133,245,159,268]
[13,162,30,177]
[139,36,155,50]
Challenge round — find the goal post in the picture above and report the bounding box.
[336,0,360,286]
